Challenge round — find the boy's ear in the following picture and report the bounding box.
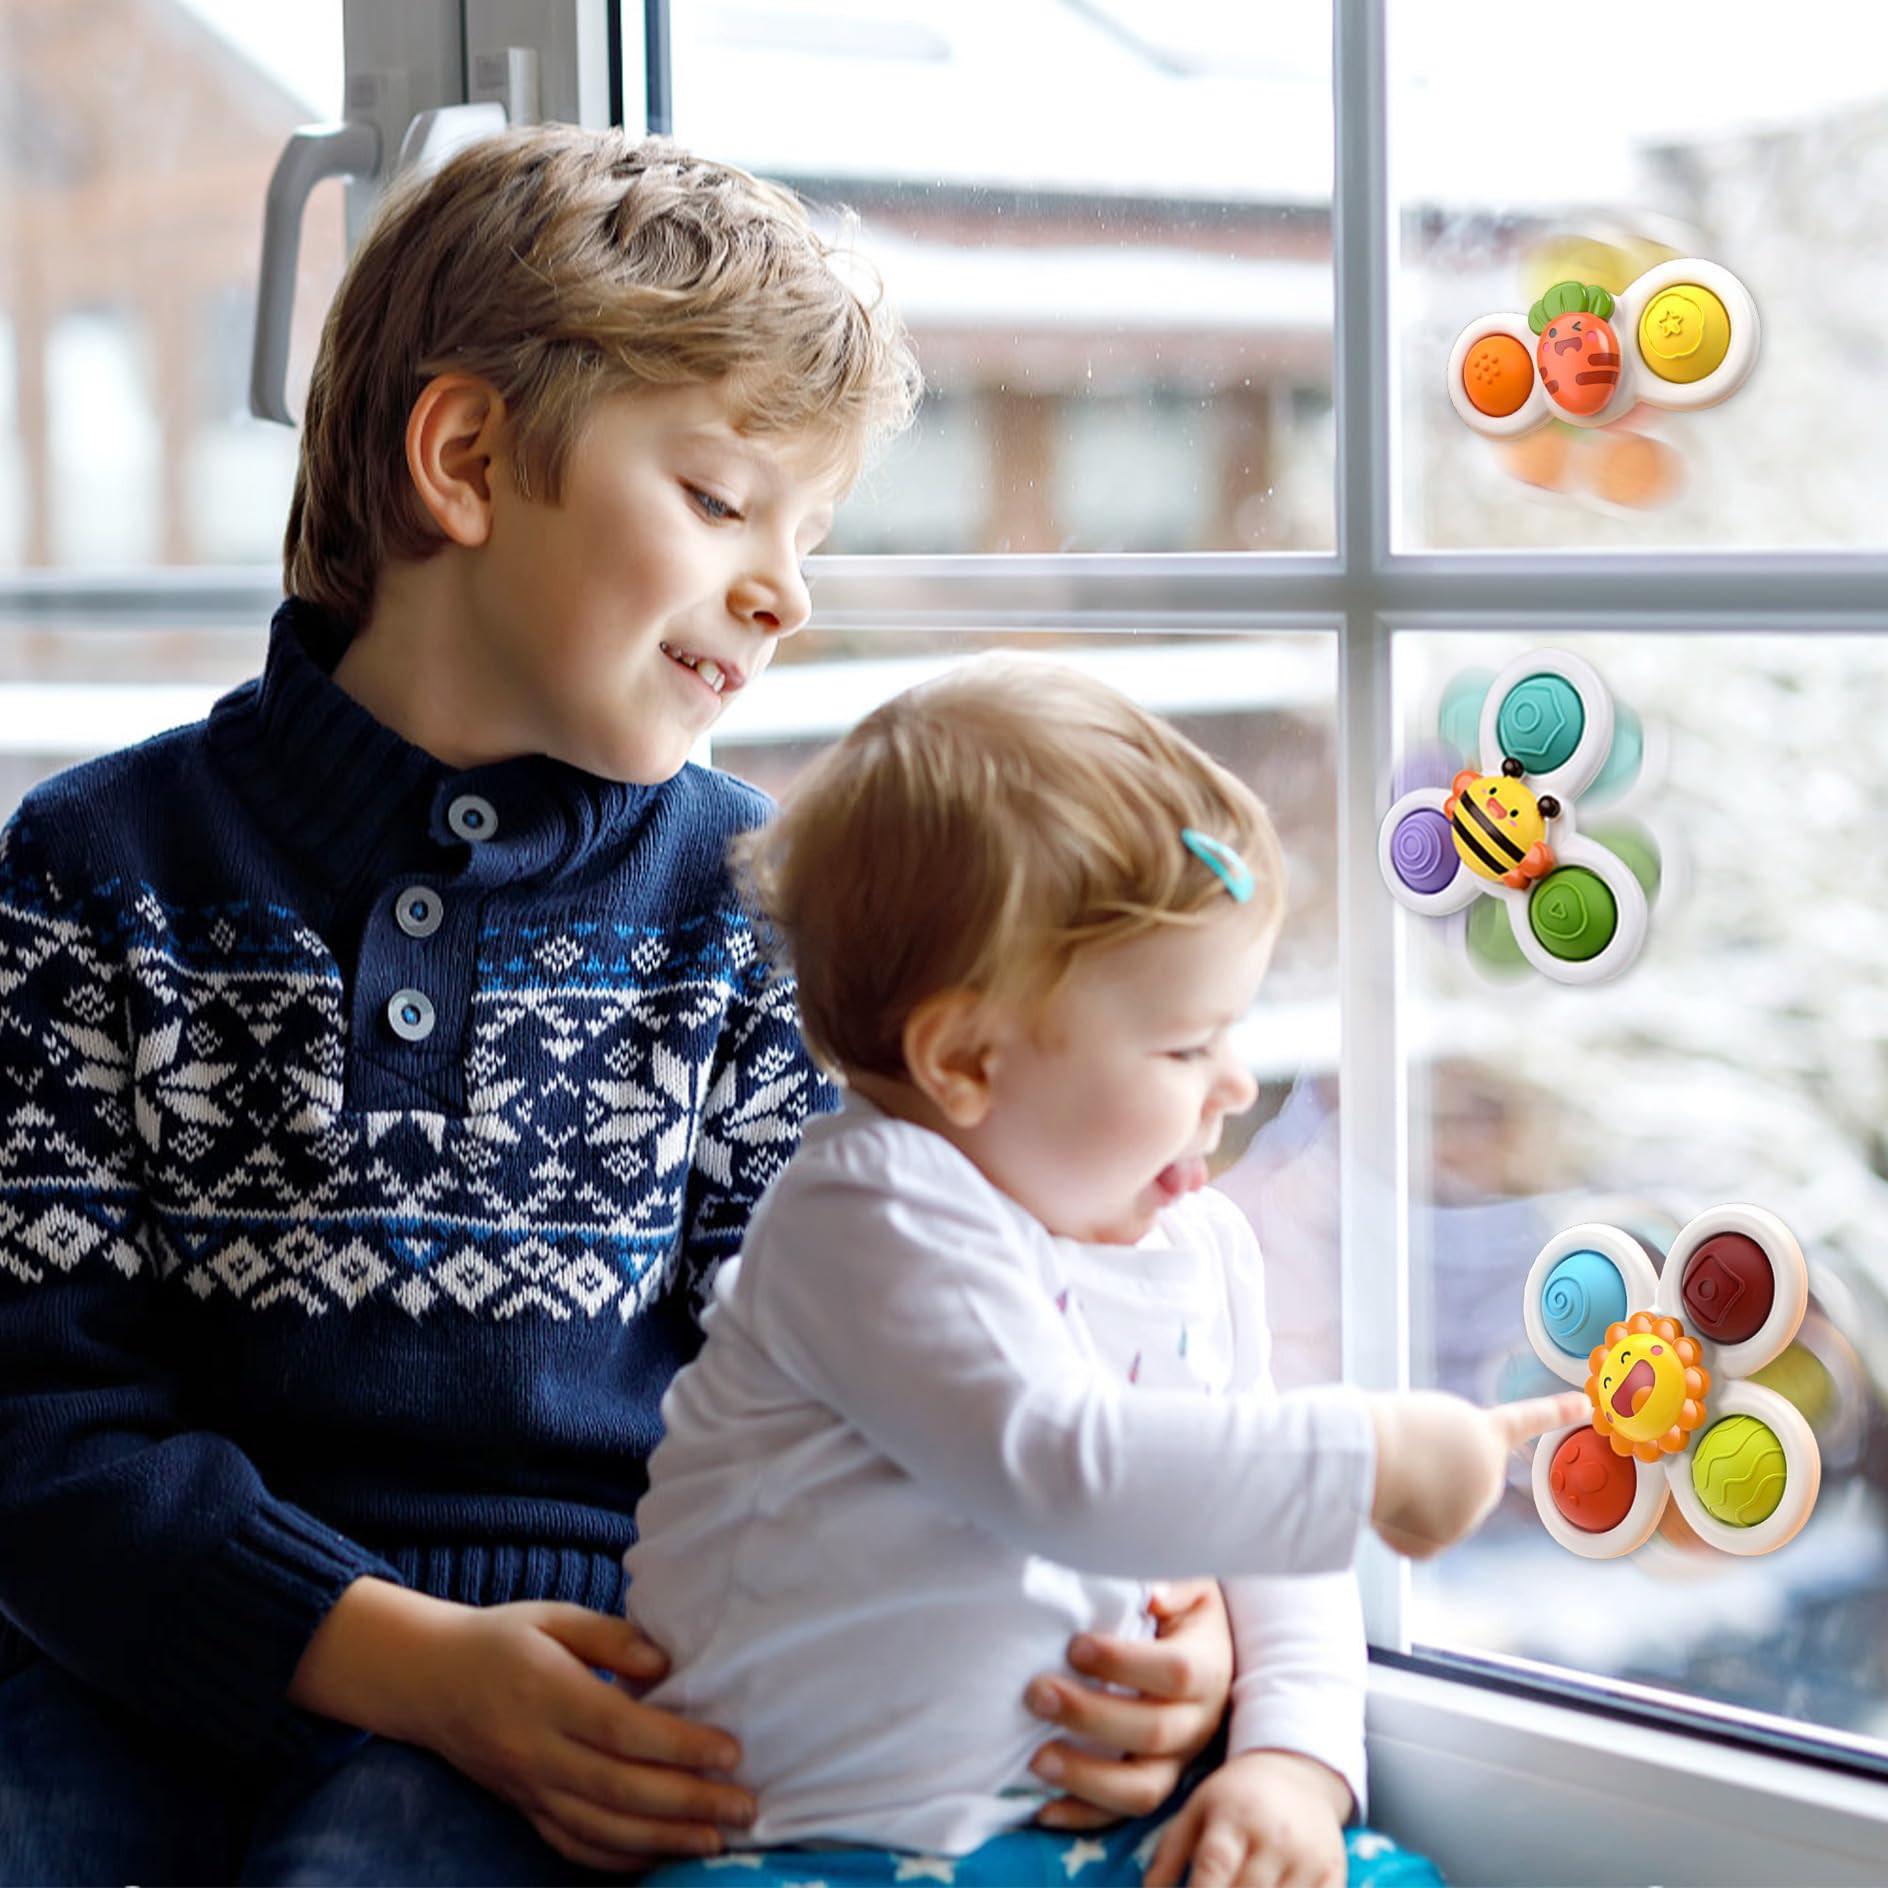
[902,990,997,1129]
[405,373,507,549]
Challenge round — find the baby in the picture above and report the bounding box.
[627,658,1582,1886]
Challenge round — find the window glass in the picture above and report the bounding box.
[1395,629,1888,1745]
[0,323,19,563]
[49,310,161,565]
[1394,1,1888,550]
[0,611,262,825]
[0,0,345,572]
[670,2,1336,553]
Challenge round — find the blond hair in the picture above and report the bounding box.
[738,657,1286,1079]
[286,127,922,627]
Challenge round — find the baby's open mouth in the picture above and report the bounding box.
[1153,1156,1208,1202]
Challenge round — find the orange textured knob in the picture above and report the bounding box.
[1462,334,1534,418]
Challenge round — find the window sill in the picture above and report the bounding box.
[1365,1656,1888,1887]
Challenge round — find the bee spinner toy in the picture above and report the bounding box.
[1378,649,1648,983]
[1521,1208,1821,1559]
[1449,259,1759,440]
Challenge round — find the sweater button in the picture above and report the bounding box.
[394,885,443,938]
[386,988,437,1043]
[447,793,498,842]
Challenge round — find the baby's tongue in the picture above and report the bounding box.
[1153,1156,1208,1202]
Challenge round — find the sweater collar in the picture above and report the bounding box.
[207,598,664,898]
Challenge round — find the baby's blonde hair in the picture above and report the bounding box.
[738,657,1285,1079]
[286,127,922,627]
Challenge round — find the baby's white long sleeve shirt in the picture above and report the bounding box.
[626,1096,1376,1854]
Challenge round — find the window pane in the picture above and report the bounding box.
[669,3,1336,553]
[0,1,345,571]
[1393,2,1888,550]
[1395,628,1888,1747]
[0,614,262,821]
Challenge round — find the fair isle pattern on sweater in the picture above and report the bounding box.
[0,832,815,1325]
[0,599,834,1757]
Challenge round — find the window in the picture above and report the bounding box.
[0,0,345,802]
[1,0,345,573]
[1396,627,1888,1746]
[1372,0,1888,1768]
[1392,1,1888,551]
[670,0,1337,553]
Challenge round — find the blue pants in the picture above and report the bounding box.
[0,1655,594,1887]
[645,1816,1444,1887]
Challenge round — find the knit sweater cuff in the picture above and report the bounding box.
[156,1498,403,1760]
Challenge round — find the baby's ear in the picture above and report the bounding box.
[902,989,996,1128]
[404,372,506,548]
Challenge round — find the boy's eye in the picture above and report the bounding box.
[685,483,741,523]
[1166,1046,1211,1063]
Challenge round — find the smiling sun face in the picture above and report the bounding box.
[1587,1312,1711,1463]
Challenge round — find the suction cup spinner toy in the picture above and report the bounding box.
[1523,1207,1821,1559]
[1449,261,1758,440]
[1378,650,1648,983]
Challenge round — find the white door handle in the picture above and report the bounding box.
[249,119,381,424]
[249,101,513,428]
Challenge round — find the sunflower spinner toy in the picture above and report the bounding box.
[1448,259,1759,440]
[1378,649,1648,984]
[1522,1206,1821,1559]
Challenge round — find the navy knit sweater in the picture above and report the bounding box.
[0,599,831,1759]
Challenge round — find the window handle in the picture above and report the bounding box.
[248,119,381,425]
[249,102,507,428]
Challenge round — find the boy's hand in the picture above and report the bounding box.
[1143,1748,1349,1888]
[291,1581,755,1870]
[1028,1578,1232,1831]
[1369,1389,1589,1559]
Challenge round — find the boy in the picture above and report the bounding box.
[0,131,1228,1885]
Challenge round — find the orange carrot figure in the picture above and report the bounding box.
[1532,281,1621,418]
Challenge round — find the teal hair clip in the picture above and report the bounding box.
[1180,828,1254,905]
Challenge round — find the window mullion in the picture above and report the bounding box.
[1333,0,1409,1647]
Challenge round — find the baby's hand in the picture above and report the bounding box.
[1369,1388,1589,1559]
[1143,1748,1349,1888]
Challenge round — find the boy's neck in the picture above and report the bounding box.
[332,558,531,772]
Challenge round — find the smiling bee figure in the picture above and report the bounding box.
[1379,649,1648,985]
[1445,759,1559,889]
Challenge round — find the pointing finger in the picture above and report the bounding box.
[1491,1390,1589,1448]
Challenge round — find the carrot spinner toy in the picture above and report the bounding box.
[1449,260,1758,440]
[1378,649,1648,983]
[1522,1208,1821,1559]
